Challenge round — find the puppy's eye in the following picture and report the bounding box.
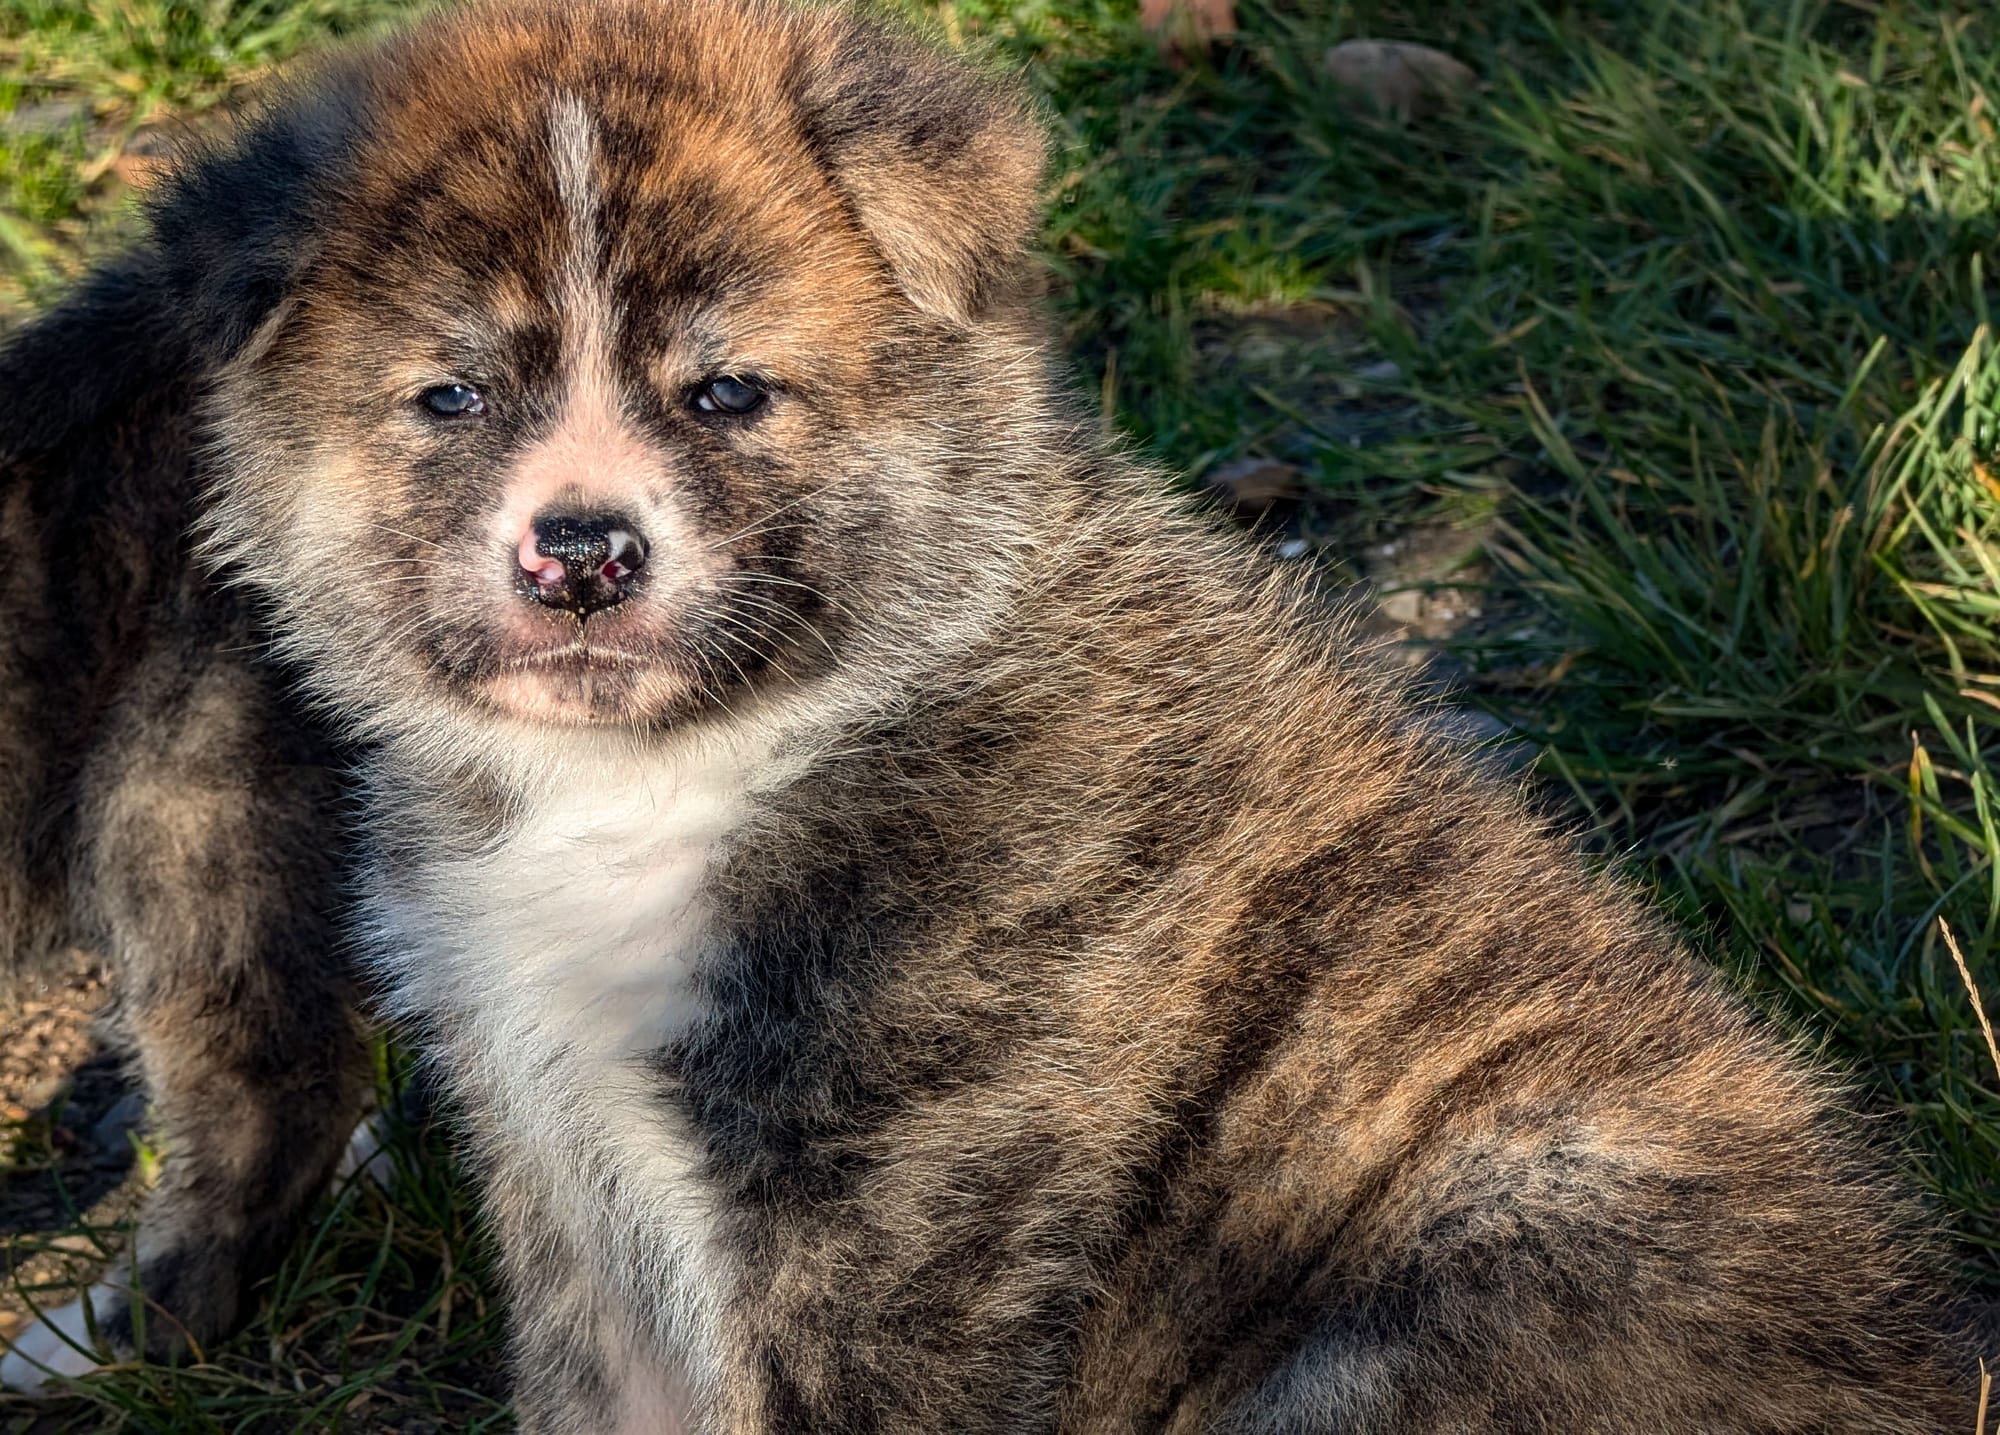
[419,384,486,418]
[693,375,767,416]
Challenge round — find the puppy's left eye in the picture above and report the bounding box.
[693,375,767,416]
[419,384,486,418]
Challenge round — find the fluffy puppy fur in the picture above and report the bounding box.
[0,231,370,1381]
[65,0,1979,1428]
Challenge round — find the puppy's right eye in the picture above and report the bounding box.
[419,384,486,418]
[693,375,767,416]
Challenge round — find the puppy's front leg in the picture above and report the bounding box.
[492,1183,696,1434]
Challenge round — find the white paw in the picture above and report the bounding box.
[335,1108,397,1194]
[0,1282,118,1392]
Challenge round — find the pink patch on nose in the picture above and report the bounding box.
[518,530,566,588]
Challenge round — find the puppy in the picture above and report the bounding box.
[0,219,371,1380]
[109,0,1978,1428]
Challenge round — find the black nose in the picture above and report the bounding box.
[520,514,647,618]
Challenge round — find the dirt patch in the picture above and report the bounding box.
[0,953,146,1350]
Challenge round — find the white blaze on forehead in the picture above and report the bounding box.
[482,97,719,624]
[547,90,602,280]
[545,91,618,403]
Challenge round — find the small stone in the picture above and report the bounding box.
[20,1076,67,1112]
[45,1233,105,1258]
[1140,0,1238,44]
[1380,590,1423,626]
[107,126,179,192]
[1,100,92,137]
[1325,39,1479,122]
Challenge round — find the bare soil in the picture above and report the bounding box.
[0,954,146,1356]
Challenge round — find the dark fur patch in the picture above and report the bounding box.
[0,255,371,1365]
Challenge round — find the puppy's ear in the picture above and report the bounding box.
[148,73,366,364]
[798,20,1048,323]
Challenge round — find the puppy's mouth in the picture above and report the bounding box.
[413,567,790,729]
[513,640,650,672]
[447,598,699,726]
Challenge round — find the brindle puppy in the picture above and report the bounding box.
[0,232,370,1382]
[28,0,1981,1428]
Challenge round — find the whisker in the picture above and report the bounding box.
[696,619,763,691]
[681,646,725,709]
[682,638,743,714]
[709,609,801,683]
[714,572,861,627]
[704,518,815,551]
[725,591,839,660]
[369,522,448,554]
[702,479,847,554]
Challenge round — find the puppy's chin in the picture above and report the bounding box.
[476,659,691,727]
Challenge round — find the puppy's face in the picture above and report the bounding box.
[197,1,1047,733]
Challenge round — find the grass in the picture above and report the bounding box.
[6,0,2000,1426]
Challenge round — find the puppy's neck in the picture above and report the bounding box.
[362,701,809,1055]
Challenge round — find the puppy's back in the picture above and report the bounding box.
[702,478,1973,1432]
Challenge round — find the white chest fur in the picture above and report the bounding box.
[366,720,798,1386]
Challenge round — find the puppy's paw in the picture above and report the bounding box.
[0,1281,121,1393]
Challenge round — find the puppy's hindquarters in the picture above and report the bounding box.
[94,633,369,1354]
[0,474,68,1000]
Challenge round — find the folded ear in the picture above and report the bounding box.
[797,19,1049,323]
[148,73,367,365]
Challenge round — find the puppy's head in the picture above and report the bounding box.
[182,0,1052,736]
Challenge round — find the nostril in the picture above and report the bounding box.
[601,529,646,582]
[518,530,566,587]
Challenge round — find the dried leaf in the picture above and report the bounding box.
[1975,459,2000,502]
[1202,457,1303,515]
[106,127,176,192]
[1324,39,1478,122]
[1140,0,1237,49]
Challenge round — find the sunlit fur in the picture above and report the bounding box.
[158,0,1980,1429]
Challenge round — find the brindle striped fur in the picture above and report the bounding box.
[119,0,1987,1428]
